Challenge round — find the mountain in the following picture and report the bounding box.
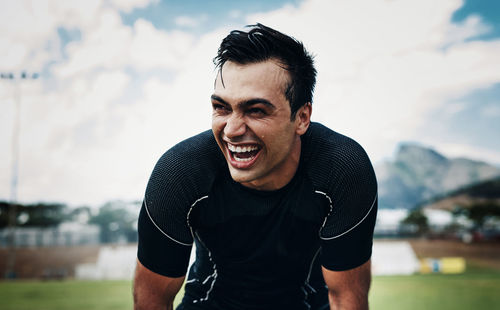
[420,177,500,211]
[375,143,500,209]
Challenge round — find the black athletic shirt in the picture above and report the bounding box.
[137,122,378,310]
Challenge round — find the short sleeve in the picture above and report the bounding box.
[320,197,377,271]
[137,203,192,277]
[310,130,378,271]
[136,147,195,277]
[136,130,224,277]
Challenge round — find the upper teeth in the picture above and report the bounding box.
[228,144,259,153]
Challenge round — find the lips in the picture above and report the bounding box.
[226,142,261,167]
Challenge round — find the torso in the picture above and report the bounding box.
[181,165,329,309]
[142,122,377,310]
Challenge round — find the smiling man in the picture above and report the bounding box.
[134,24,378,310]
[211,59,306,191]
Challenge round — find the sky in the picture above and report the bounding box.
[1,0,499,207]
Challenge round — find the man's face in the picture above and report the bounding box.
[211,60,309,190]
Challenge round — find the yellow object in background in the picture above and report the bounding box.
[420,257,466,274]
[440,257,466,274]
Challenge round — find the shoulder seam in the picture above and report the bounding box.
[316,191,378,240]
[143,197,193,246]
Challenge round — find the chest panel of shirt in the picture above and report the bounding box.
[191,170,328,280]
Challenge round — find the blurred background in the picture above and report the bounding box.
[1,0,499,309]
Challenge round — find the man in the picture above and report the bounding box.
[134,24,377,310]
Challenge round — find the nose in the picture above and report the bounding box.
[224,114,246,139]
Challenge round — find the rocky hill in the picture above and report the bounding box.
[420,177,500,211]
[376,144,500,209]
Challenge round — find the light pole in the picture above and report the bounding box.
[1,71,39,278]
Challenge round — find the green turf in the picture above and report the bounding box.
[1,269,499,309]
[0,280,133,310]
[369,269,500,310]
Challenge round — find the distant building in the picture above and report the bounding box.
[0,222,100,247]
[374,209,408,236]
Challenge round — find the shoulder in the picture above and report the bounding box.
[143,130,226,243]
[146,130,225,198]
[302,122,364,153]
[301,123,377,241]
[301,122,375,193]
[137,132,223,271]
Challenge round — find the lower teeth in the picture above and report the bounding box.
[234,155,254,162]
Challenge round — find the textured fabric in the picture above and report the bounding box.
[142,130,225,245]
[137,122,378,309]
[301,123,378,239]
[137,205,192,277]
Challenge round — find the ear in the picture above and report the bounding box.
[295,103,312,135]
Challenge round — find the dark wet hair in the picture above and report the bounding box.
[214,23,316,119]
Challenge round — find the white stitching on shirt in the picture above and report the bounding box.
[187,196,209,240]
[143,197,192,246]
[315,191,333,232]
[306,248,321,284]
[302,248,321,307]
[315,191,377,240]
[184,196,217,304]
[192,232,218,304]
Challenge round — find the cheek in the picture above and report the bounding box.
[212,117,224,133]
[247,121,270,139]
[211,122,224,146]
[263,131,287,152]
[272,127,296,151]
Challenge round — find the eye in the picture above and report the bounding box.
[248,107,266,115]
[212,104,222,110]
[212,103,229,112]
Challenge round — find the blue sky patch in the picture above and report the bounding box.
[452,0,500,40]
[120,0,301,34]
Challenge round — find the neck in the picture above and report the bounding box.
[241,136,301,191]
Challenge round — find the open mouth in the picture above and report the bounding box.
[227,143,261,163]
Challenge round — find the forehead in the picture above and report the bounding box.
[214,60,290,104]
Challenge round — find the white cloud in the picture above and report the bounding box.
[443,14,491,46]
[54,14,196,78]
[1,1,224,206]
[53,9,133,77]
[480,103,500,118]
[229,10,242,19]
[430,101,467,119]
[130,19,196,71]
[174,15,204,28]
[0,0,103,72]
[108,0,159,13]
[1,0,500,206]
[246,0,500,163]
[432,142,500,165]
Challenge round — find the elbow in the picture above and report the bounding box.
[132,286,147,310]
[327,287,369,310]
[133,282,175,310]
[134,294,174,310]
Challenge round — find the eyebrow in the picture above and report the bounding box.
[211,95,275,109]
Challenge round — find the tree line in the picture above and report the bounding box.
[0,200,140,244]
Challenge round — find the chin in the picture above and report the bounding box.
[228,167,256,184]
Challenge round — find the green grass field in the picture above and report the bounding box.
[369,267,500,310]
[1,267,499,310]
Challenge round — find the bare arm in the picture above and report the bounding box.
[133,259,185,310]
[322,259,371,310]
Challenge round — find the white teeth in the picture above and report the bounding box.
[228,144,259,153]
[227,143,260,163]
[234,156,253,162]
